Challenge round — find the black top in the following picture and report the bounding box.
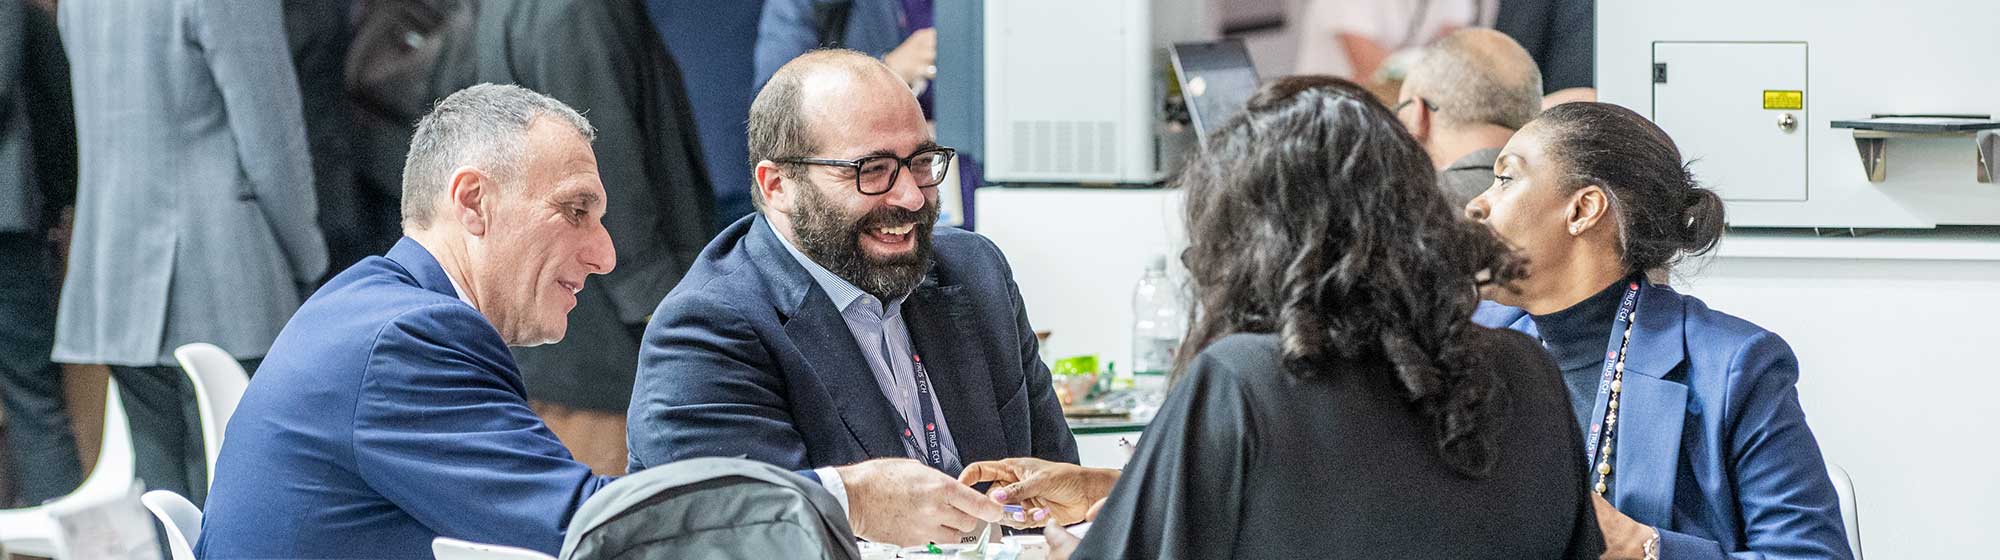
[1529,278,1627,438]
[1074,330,1603,559]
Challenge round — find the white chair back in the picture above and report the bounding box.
[1827,461,1863,559]
[432,537,559,560]
[0,379,139,557]
[174,342,252,483]
[142,490,203,560]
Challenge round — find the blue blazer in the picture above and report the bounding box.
[197,239,612,558]
[1474,284,1851,560]
[628,215,1078,474]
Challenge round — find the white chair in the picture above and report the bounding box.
[0,378,138,557]
[174,342,252,485]
[432,537,559,560]
[142,490,203,560]
[1827,461,1863,560]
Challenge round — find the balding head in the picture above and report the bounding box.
[747,49,920,208]
[1403,29,1542,131]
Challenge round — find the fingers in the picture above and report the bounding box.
[940,479,1006,522]
[998,498,1052,528]
[936,510,981,534]
[1085,497,1107,521]
[958,461,1020,486]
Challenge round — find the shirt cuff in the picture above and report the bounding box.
[815,466,850,519]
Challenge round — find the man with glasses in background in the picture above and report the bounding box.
[627,49,1077,545]
[1393,28,1544,208]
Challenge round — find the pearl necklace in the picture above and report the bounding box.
[1594,309,1636,496]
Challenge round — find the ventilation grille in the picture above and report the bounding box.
[1009,120,1118,176]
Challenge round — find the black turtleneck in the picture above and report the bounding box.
[1529,277,1630,438]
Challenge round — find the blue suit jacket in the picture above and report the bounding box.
[1474,284,1851,560]
[196,239,612,558]
[628,215,1078,474]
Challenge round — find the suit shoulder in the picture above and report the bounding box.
[1649,290,1801,405]
[931,226,1002,256]
[1471,301,1528,329]
[1659,289,1794,366]
[930,227,1014,275]
[311,266,504,366]
[1670,290,1782,346]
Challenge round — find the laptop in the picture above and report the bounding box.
[1170,39,1262,145]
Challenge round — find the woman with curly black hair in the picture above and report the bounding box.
[1039,76,1604,559]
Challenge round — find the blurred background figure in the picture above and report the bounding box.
[55,0,325,507]
[0,0,82,507]
[1292,0,1498,98]
[346,0,468,277]
[450,0,716,474]
[755,0,938,114]
[286,0,372,281]
[1490,0,1593,93]
[651,0,767,229]
[1394,28,1542,208]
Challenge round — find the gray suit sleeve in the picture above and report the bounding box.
[192,0,327,283]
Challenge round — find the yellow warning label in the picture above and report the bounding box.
[1763,90,1804,110]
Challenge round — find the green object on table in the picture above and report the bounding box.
[926,543,943,554]
[1050,354,1099,376]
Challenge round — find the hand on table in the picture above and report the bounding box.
[838,458,1004,546]
[958,457,1119,528]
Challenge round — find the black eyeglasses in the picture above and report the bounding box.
[1392,98,1438,114]
[774,147,957,196]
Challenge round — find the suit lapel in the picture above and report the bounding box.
[783,288,909,461]
[905,282,1008,468]
[1610,284,1693,528]
[1612,373,1686,527]
[748,217,909,461]
[1508,285,1691,528]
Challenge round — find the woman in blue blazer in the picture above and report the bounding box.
[1463,102,1852,560]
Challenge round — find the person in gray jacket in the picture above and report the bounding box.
[54,0,324,507]
[1392,29,1544,209]
[0,0,81,507]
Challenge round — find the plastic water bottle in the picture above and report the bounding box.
[1130,255,1183,400]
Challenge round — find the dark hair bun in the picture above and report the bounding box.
[1537,103,1726,271]
[1679,178,1725,256]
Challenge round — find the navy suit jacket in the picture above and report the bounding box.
[196,239,613,558]
[1475,283,1851,560]
[629,215,1078,474]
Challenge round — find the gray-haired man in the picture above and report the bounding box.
[1393,29,1545,208]
[197,84,997,558]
